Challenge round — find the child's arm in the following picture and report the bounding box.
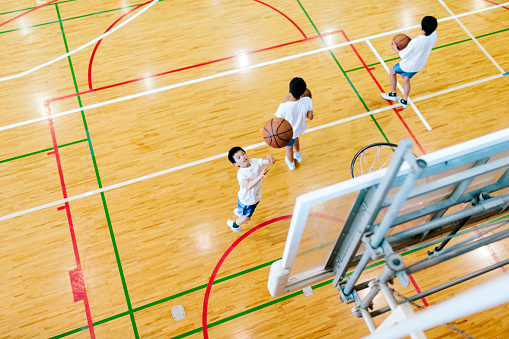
[261,155,275,166]
[242,167,269,190]
[391,41,400,55]
[307,110,313,120]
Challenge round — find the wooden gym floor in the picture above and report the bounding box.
[0,0,508,338]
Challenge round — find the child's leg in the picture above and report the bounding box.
[402,75,411,101]
[285,145,294,163]
[236,216,249,225]
[293,137,300,153]
[389,67,397,93]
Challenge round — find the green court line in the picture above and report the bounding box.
[295,0,390,144]
[54,4,139,338]
[0,0,76,17]
[28,1,506,336]
[0,139,86,164]
[171,238,447,339]
[51,214,509,338]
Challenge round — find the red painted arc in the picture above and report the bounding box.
[202,213,346,338]
[87,0,307,89]
[0,0,59,29]
[58,30,340,103]
[87,0,152,90]
[202,215,291,338]
[252,0,307,38]
[340,31,427,155]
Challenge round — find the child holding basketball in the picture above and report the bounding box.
[381,16,438,108]
[275,77,314,171]
[227,147,275,232]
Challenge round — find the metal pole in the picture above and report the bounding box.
[387,194,509,243]
[360,282,380,310]
[379,283,398,310]
[370,158,427,248]
[362,274,509,339]
[406,228,509,274]
[370,257,509,317]
[344,251,371,295]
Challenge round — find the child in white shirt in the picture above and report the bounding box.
[227,147,275,232]
[275,77,314,171]
[381,16,438,108]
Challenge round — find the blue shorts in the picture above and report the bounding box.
[393,63,417,79]
[286,138,296,147]
[238,199,259,218]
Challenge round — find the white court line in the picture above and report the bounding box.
[1,73,506,223]
[0,0,160,82]
[365,40,432,131]
[438,0,505,74]
[1,1,508,133]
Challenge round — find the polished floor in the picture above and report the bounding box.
[0,0,508,338]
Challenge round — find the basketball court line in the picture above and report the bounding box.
[1,70,506,224]
[0,0,58,29]
[1,27,504,165]
[0,0,160,82]
[341,31,427,154]
[0,0,506,87]
[52,6,140,336]
[0,1,507,134]
[438,0,506,74]
[365,40,431,132]
[46,108,96,338]
[3,2,507,337]
[47,215,508,338]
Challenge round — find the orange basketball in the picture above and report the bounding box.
[393,34,411,51]
[262,118,293,148]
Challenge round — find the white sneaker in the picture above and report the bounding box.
[381,92,397,101]
[227,220,241,232]
[294,152,302,162]
[397,97,408,109]
[285,156,295,171]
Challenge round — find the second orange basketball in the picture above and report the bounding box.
[262,118,293,148]
[393,33,411,50]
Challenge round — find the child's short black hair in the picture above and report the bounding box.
[289,77,307,99]
[421,16,438,36]
[228,146,244,164]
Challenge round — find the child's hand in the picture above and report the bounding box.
[265,155,275,164]
[301,88,312,99]
[259,167,269,177]
[283,93,291,102]
[391,41,399,53]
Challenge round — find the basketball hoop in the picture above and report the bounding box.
[350,142,398,178]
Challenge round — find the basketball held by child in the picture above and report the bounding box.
[262,118,293,148]
[393,34,411,50]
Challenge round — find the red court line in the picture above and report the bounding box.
[483,0,509,10]
[0,0,59,29]
[85,0,315,94]
[340,31,426,155]
[202,213,346,337]
[50,29,342,103]
[88,0,152,90]
[473,226,507,273]
[252,0,307,39]
[408,274,429,307]
[202,215,292,338]
[44,101,96,338]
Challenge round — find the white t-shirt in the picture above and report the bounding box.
[399,31,437,73]
[274,97,313,138]
[237,158,264,205]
